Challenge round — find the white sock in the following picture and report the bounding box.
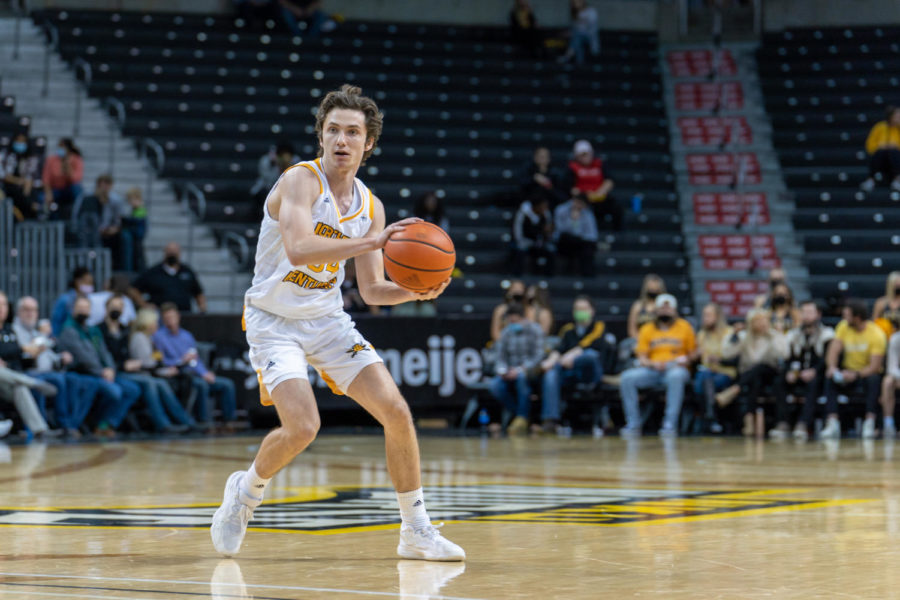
[241,462,270,501]
[397,488,430,529]
[886,416,895,428]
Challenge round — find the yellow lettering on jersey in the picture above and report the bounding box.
[313,222,348,240]
[282,270,337,290]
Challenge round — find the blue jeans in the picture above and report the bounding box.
[541,350,604,421]
[192,375,237,422]
[120,372,195,430]
[620,366,690,431]
[93,376,141,429]
[570,29,599,64]
[490,372,531,419]
[693,369,734,401]
[50,183,83,219]
[30,371,100,430]
[281,6,326,38]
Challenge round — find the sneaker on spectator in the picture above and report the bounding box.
[619,426,641,438]
[792,425,809,442]
[884,423,897,440]
[506,416,528,436]
[768,426,789,441]
[860,178,876,192]
[658,426,677,438]
[861,418,877,440]
[820,418,841,440]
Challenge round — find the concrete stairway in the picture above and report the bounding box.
[0,15,250,313]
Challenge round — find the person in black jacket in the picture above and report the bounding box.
[521,147,566,207]
[510,194,554,276]
[509,0,543,58]
[540,295,611,431]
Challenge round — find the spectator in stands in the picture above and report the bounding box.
[753,267,788,309]
[619,294,695,437]
[558,0,599,65]
[251,141,298,205]
[1,132,42,220]
[509,0,543,58]
[881,330,900,439]
[769,282,800,334]
[567,140,621,231]
[88,275,137,327]
[51,266,94,337]
[122,187,148,272]
[280,0,335,38]
[489,302,545,436]
[511,194,554,276]
[823,299,886,440]
[860,106,900,192]
[770,300,834,442]
[525,285,554,336]
[57,296,141,438]
[540,295,610,432]
[13,295,100,438]
[42,138,83,220]
[718,309,789,437]
[413,191,449,232]
[154,303,236,429]
[0,290,56,437]
[131,242,207,313]
[553,193,597,276]
[693,303,736,431]
[491,280,527,342]
[873,271,900,336]
[73,174,133,271]
[628,274,666,341]
[521,147,566,208]
[99,296,193,434]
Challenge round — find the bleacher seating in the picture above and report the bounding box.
[34,9,691,319]
[759,26,900,305]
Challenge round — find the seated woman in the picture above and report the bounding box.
[861,106,900,192]
[693,303,736,431]
[491,280,526,342]
[718,309,789,437]
[525,285,554,337]
[627,274,666,342]
[768,282,800,334]
[873,271,900,338]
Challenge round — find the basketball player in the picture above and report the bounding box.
[210,85,464,561]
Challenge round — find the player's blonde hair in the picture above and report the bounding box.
[315,84,383,161]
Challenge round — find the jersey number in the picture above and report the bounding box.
[307,262,339,275]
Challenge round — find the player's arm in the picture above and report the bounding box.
[278,168,400,266]
[355,195,450,306]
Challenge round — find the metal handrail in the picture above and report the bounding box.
[222,231,250,302]
[72,58,92,137]
[182,183,207,264]
[103,97,125,175]
[140,138,165,210]
[11,0,28,60]
[41,21,59,98]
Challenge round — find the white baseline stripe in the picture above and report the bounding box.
[0,589,159,600]
[0,571,486,600]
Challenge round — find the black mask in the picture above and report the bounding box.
[508,293,524,303]
[164,255,179,267]
[658,315,674,325]
[647,291,660,300]
[894,287,900,296]
[109,310,122,321]
[74,314,89,325]
[769,279,785,289]
[772,296,788,306]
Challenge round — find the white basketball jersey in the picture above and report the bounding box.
[244,158,375,320]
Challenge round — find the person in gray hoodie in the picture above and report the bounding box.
[56,295,140,437]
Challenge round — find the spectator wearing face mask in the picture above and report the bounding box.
[0,132,42,220]
[489,302,545,436]
[619,294,695,437]
[754,268,788,310]
[628,274,666,341]
[540,296,610,432]
[767,283,800,335]
[491,280,527,342]
[41,137,83,220]
[130,241,207,313]
[50,267,95,337]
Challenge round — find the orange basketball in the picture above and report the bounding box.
[383,222,455,292]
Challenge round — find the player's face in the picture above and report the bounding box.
[321,109,374,169]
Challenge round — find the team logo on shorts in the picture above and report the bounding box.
[346,343,371,358]
[0,484,864,535]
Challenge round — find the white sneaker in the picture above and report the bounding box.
[398,523,466,561]
[0,419,12,439]
[820,418,841,440]
[211,471,260,557]
[862,418,877,439]
[884,423,896,440]
[768,427,789,441]
[210,559,249,600]
[793,426,809,442]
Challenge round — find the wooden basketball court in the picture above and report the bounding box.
[0,434,897,599]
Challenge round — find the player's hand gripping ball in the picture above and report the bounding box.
[383,222,455,292]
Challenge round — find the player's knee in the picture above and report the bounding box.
[284,419,320,450]
[380,397,413,431]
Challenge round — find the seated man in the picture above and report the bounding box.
[57,296,141,437]
[822,299,886,440]
[540,295,610,432]
[567,139,621,231]
[619,294,695,437]
[153,303,236,428]
[489,303,545,436]
[553,193,598,277]
[770,301,834,442]
[881,330,900,438]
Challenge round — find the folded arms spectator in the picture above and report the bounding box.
[131,242,206,312]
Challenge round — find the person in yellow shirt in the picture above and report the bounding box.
[822,299,887,439]
[861,106,900,192]
[619,294,695,437]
